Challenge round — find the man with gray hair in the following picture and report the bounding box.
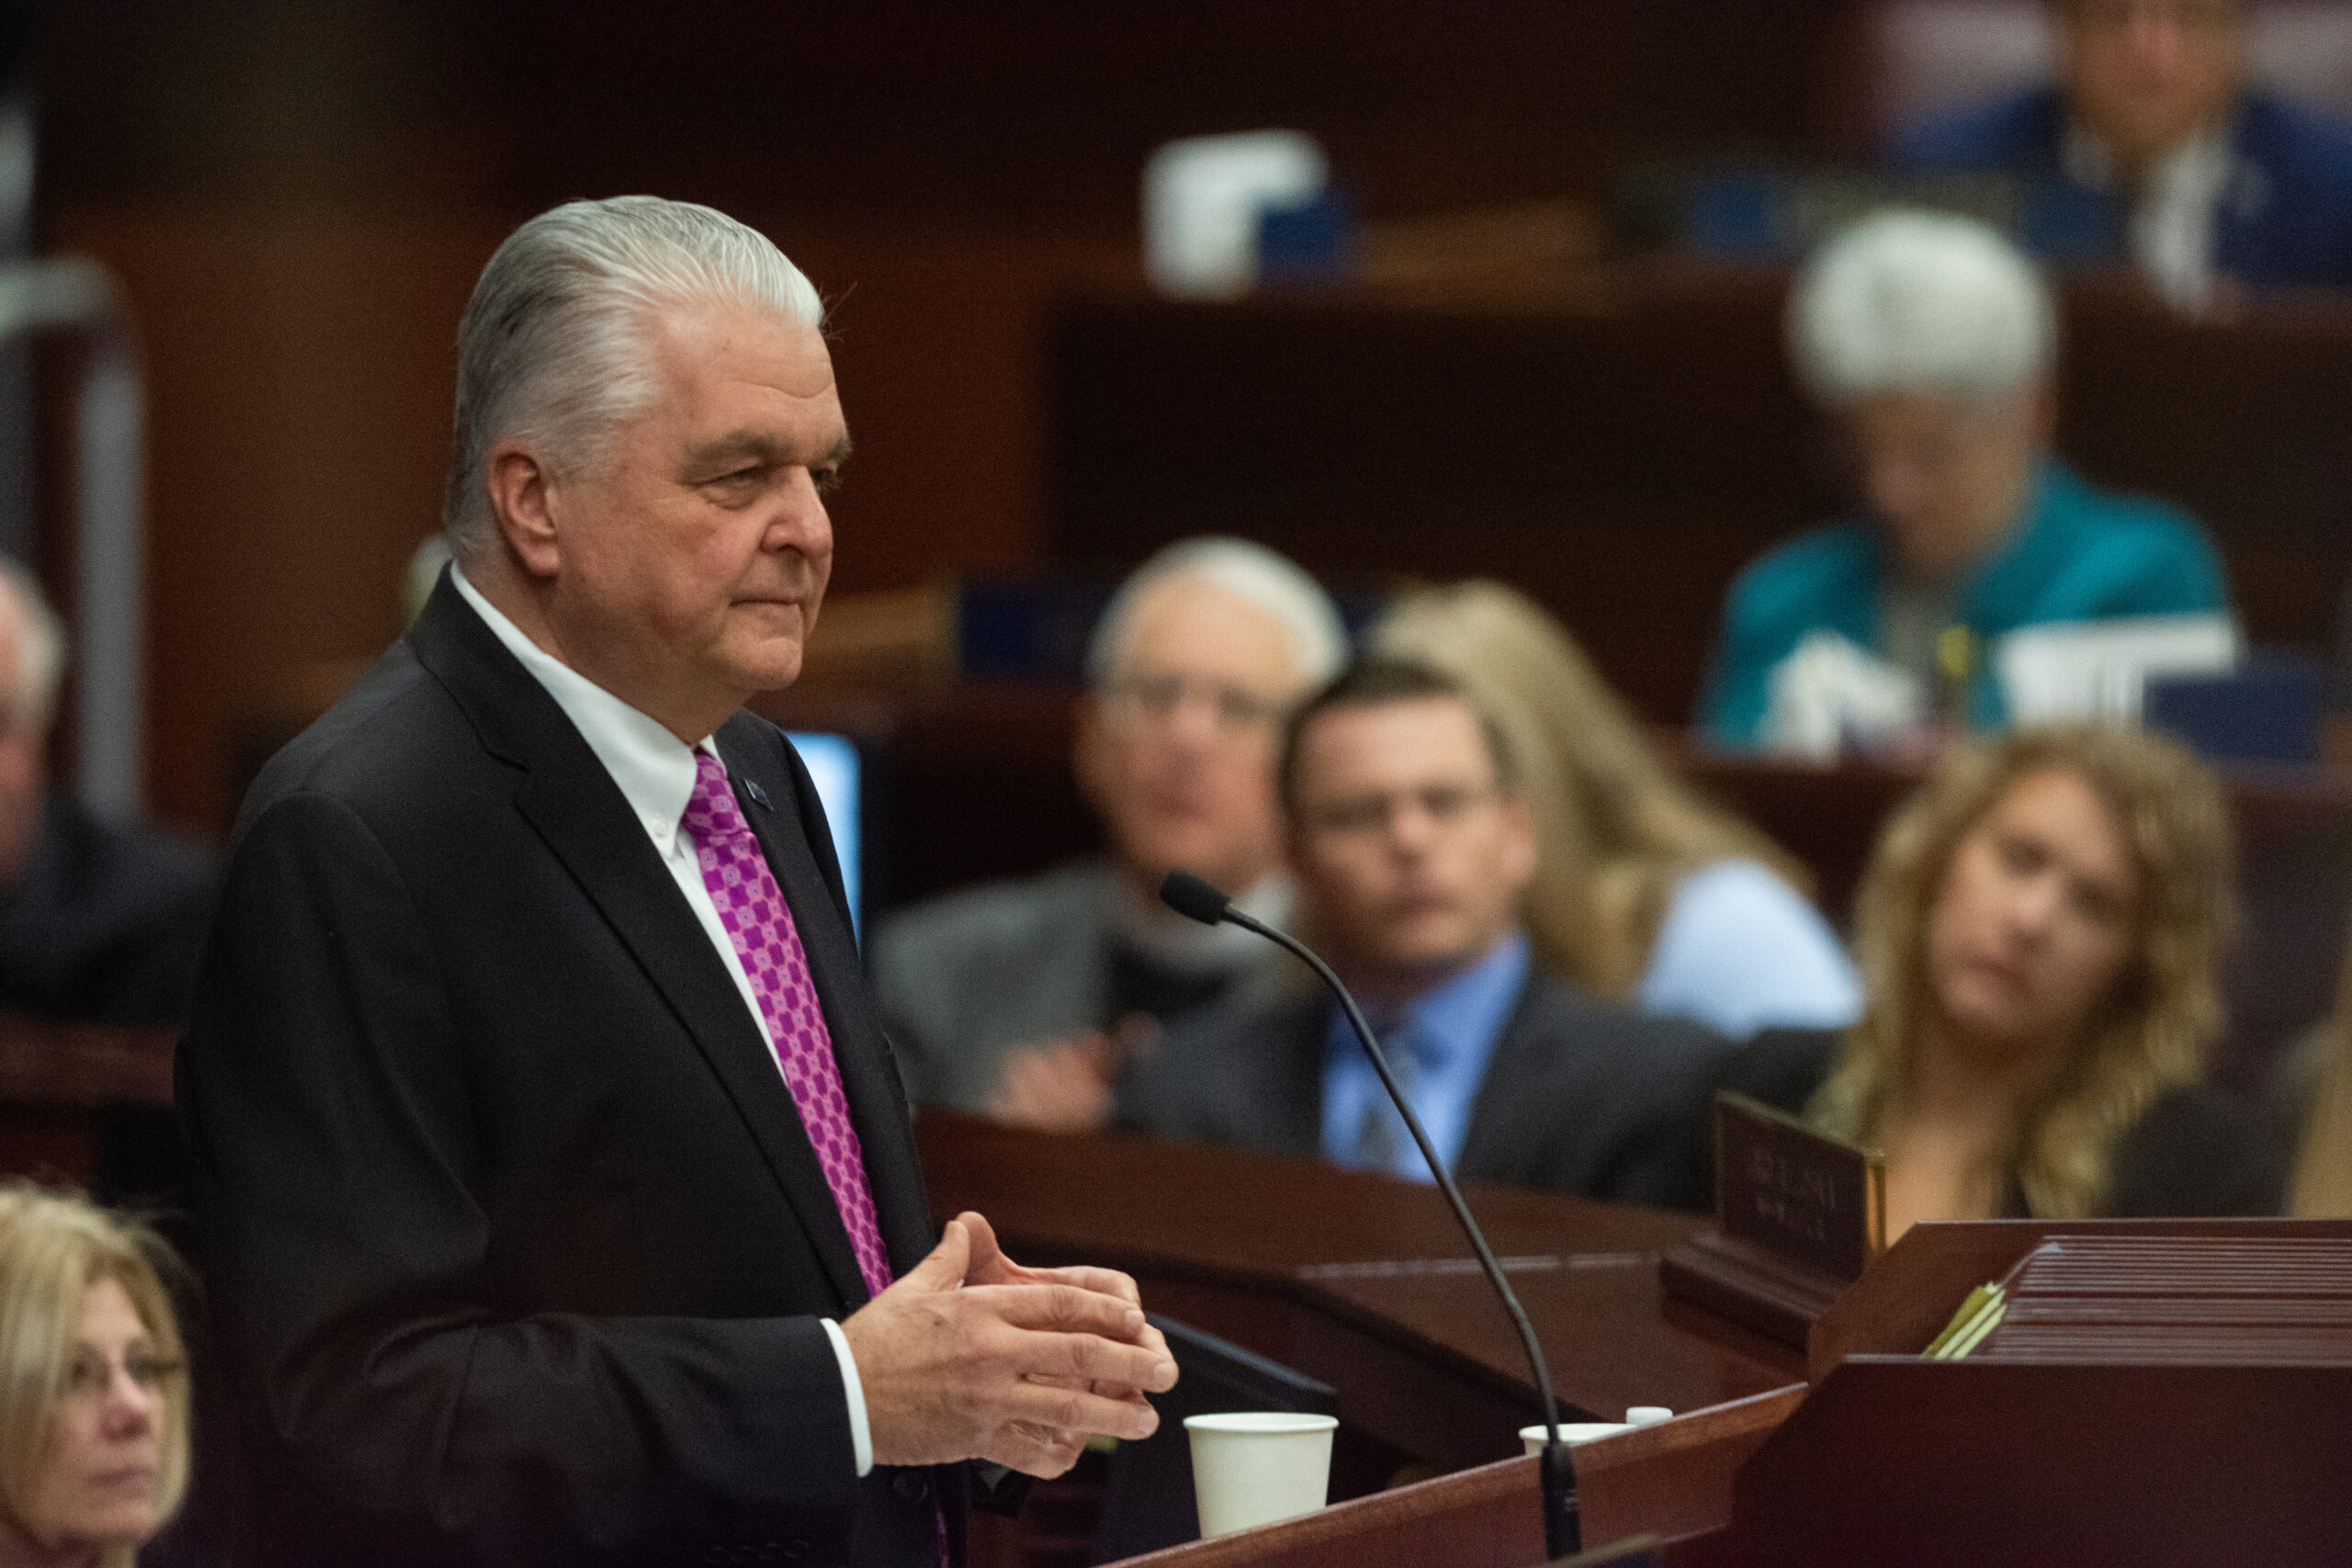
[875,537,1347,1130]
[1698,208,2228,750]
[0,555,211,1023]
[178,197,1175,1565]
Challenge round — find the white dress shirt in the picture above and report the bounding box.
[2065,118,2235,310]
[449,565,876,1477]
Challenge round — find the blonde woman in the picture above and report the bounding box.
[1374,581,1859,1039]
[0,1186,188,1567]
[1717,725,2281,1237]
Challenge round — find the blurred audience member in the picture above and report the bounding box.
[1700,211,2228,753]
[1890,0,2352,307]
[0,1184,190,1567]
[875,538,1346,1126]
[1377,581,1858,1038]
[1713,725,2279,1238]
[0,558,212,1026]
[1119,660,1729,1210]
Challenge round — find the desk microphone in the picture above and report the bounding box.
[1159,869,1579,1559]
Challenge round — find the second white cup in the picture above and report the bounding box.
[1519,1422,1632,1454]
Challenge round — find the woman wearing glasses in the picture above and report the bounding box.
[0,1185,188,1567]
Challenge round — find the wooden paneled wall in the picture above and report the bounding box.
[28,0,1870,834]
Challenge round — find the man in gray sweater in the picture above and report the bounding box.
[873,537,1346,1125]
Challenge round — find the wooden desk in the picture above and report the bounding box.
[919,1112,1803,1481]
[0,1014,175,1184]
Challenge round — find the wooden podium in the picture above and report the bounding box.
[923,1117,2352,1567]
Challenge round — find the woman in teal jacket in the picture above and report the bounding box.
[1698,210,2229,750]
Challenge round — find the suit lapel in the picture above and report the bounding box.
[408,581,871,1313]
[1257,996,1330,1159]
[1457,974,1547,1180]
[718,716,933,1285]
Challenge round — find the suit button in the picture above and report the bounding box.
[892,1470,930,1503]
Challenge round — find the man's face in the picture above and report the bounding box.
[1846,388,2047,583]
[2059,0,2246,170]
[1924,765,2143,1066]
[1287,696,1536,993]
[1076,579,1305,897]
[0,586,46,886]
[537,299,845,735]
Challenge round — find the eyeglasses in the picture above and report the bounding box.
[1099,673,1290,737]
[1301,782,1501,839]
[62,1346,183,1404]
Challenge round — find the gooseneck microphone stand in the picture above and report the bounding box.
[1158,870,1579,1560]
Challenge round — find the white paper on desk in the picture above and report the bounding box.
[1761,630,1927,761]
[1993,613,2240,724]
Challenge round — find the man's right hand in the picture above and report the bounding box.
[840,1214,1178,1477]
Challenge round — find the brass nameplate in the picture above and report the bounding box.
[1713,1092,1884,1282]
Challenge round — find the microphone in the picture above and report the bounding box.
[1158,869,1579,1558]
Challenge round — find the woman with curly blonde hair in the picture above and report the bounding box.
[0,1185,189,1568]
[1375,581,1859,1037]
[1718,725,2281,1235]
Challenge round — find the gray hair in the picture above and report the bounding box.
[0,556,62,733]
[443,196,824,560]
[1087,536,1349,690]
[1788,209,2056,409]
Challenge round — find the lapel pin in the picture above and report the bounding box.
[744,780,772,809]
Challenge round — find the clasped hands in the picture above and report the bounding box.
[840,1210,1177,1478]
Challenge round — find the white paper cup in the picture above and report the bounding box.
[1183,1412,1339,1538]
[1519,1422,1630,1454]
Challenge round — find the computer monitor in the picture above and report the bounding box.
[786,731,863,934]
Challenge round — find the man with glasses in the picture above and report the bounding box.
[874,537,1346,1127]
[1116,659,1729,1209]
[1890,0,2352,305]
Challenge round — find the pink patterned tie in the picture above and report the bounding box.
[684,751,895,1301]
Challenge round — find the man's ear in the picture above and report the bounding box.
[486,441,562,580]
[1498,790,1541,894]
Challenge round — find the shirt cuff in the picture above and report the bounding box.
[820,1317,875,1478]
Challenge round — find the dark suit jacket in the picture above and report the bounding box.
[0,793,214,1024]
[1114,967,1731,1212]
[176,576,956,1568]
[1889,86,2352,291]
[1709,1029,2287,1217]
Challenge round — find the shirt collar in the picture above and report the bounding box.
[448,563,714,847]
[1346,930,1532,1071]
[2063,113,2233,196]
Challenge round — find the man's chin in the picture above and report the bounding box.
[719,642,807,695]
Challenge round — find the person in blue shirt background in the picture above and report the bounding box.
[1378,580,1859,1041]
[1117,659,1733,1212]
[1888,0,2352,307]
[1698,209,2231,750]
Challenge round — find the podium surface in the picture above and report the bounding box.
[928,1118,2352,1565]
[919,1113,1804,1475]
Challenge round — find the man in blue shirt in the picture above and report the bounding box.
[1699,209,2229,750]
[1119,659,1729,1210]
[1888,0,2352,302]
